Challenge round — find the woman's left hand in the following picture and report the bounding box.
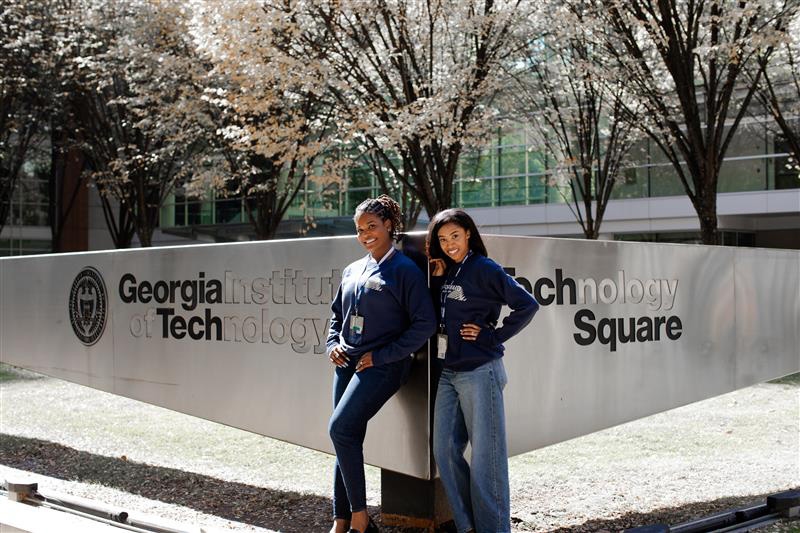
[430,258,446,277]
[355,352,374,372]
[460,323,481,341]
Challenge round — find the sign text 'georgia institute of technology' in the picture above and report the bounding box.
[72,265,682,354]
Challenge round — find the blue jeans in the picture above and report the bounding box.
[433,358,510,533]
[329,355,412,519]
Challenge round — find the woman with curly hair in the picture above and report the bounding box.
[326,195,436,533]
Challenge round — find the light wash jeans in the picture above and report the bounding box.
[433,358,510,533]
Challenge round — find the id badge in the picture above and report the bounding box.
[350,314,364,336]
[437,334,448,359]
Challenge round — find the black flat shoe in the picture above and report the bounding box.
[348,516,379,533]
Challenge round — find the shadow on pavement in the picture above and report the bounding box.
[534,492,799,532]
[0,433,375,532]
[1,434,797,532]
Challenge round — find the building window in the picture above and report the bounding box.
[0,238,52,256]
[1,145,51,255]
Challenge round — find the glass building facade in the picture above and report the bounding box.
[0,154,51,256]
[4,118,796,253]
[158,119,799,234]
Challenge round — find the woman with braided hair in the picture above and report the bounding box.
[326,195,436,533]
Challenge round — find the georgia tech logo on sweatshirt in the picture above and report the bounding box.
[504,267,682,352]
[365,278,384,291]
[443,284,467,301]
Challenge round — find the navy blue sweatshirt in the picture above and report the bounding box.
[432,254,539,371]
[327,249,436,366]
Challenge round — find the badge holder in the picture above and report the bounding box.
[350,314,364,341]
[437,333,447,359]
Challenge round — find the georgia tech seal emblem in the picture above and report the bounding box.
[69,267,108,346]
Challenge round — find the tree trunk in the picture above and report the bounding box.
[693,169,720,245]
[698,211,719,245]
[246,189,279,241]
[118,232,135,249]
[583,226,600,239]
[137,226,153,247]
[402,202,423,232]
[256,224,277,241]
[0,171,16,235]
[97,192,136,249]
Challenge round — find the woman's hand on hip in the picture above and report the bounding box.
[329,345,349,367]
[460,323,481,342]
[356,352,374,372]
[430,258,446,277]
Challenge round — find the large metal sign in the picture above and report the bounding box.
[485,237,798,456]
[0,238,430,478]
[1,236,798,479]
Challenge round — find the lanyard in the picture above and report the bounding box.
[354,247,394,314]
[439,251,472,328]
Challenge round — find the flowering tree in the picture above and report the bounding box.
[189,2,340,240]
[751,11,800,178]
[67,1,211,248]
[573,0,796,244]
[277,0,525,226]
[0,0,89,250]
[357,149,423,231]
[506,2,642,239]
[0,2,50,234]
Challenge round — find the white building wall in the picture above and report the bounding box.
[466,189,800,238]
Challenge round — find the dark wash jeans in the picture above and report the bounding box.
[329,354,412,519]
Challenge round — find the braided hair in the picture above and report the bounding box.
[353,195,404,241]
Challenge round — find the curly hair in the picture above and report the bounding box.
[353,195,404,241]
